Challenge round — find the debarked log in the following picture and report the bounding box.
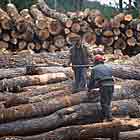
[0,99,138,136]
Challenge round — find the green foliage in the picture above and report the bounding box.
[0,0,37,10]
[0,0,139,19]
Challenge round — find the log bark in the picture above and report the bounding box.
[0,91,99,123]
[30,5,48,29]
[120,129,140,140]
[2,118,140,140]
[0,41,9,49]
[127,37,136,46]
[0,120,121,138]
[0,73,67,92]
[38,0,68,23]
[112,64,140,80]
[0,100,138,136]
[114,38,126,50]
[0,66,72,81]
[21,80,72,97]
[6,3,22,23]
[0,8,12,30]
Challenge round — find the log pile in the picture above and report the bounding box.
[0,0,139,56]
[0,51,139,139]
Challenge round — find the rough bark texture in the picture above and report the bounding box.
[0,73,67,92]
[0,99,138,136]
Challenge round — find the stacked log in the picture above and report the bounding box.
[0,1,139,55]
[0,55,139,139]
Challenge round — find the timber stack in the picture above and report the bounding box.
[0,51,139,139]
[0,0,139,56]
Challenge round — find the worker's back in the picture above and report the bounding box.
[92,63,114,86]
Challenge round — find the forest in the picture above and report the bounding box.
[0,0,140,18]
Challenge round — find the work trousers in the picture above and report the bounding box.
[73,67,87,92]
[100,85,114,120]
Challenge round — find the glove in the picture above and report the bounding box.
[63,64,68,67]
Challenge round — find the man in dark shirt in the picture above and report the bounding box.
[65,37,93,92]
[88,55,114,121]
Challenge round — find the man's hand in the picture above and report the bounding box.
[63,64,68,67]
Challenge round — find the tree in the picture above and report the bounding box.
[119,0,123,12]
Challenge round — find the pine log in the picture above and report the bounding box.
[5,118,140,140]
[0,8,12,30]
[21,81,72,97]
[65,19,73,28]
[66,33,80,44]
[6,3,21,22]
[125,29,133,37]
[127,37,136,46]
[114,38,126,50]
[80,20,91,32]
[27,42,36,51]
[0,100,138,136]
[30,5,48,29]
[112,64,140,80]
[0,73,67,92]
[71,22,81,33]
[113,28,121,36]
[37,29,50,40]
[136,32,140,42]
[101,37,114,46]
[38,0,68,23]
[48,20,63,35]
[64,28,70,34]
[18,41,27,51]
[102,30,113,37]
[0,119,121,138]
[20,9,34,24]
[0,91,98,123]
[10,38,18,45]
[0,41,9,49]
[124,14,133,22]
[2,33,10,42]
[54,35,65,48]
[119,129,140,140]
[111,19,120,28]
[42,41,50,50]
[95,15,105,28]
[48,44,57,52]
[83,32,96,45]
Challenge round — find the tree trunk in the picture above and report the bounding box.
[30,5,48,30]
[0,100,138,136]
[0,73,67,92]
[112,64,140,80]
[0,91,98,123]
[21,80,72,97]
[38,0,68,23]
[0,8,12,30]
[120,129,140,140]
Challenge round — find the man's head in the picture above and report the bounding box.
[94,54,105,64]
